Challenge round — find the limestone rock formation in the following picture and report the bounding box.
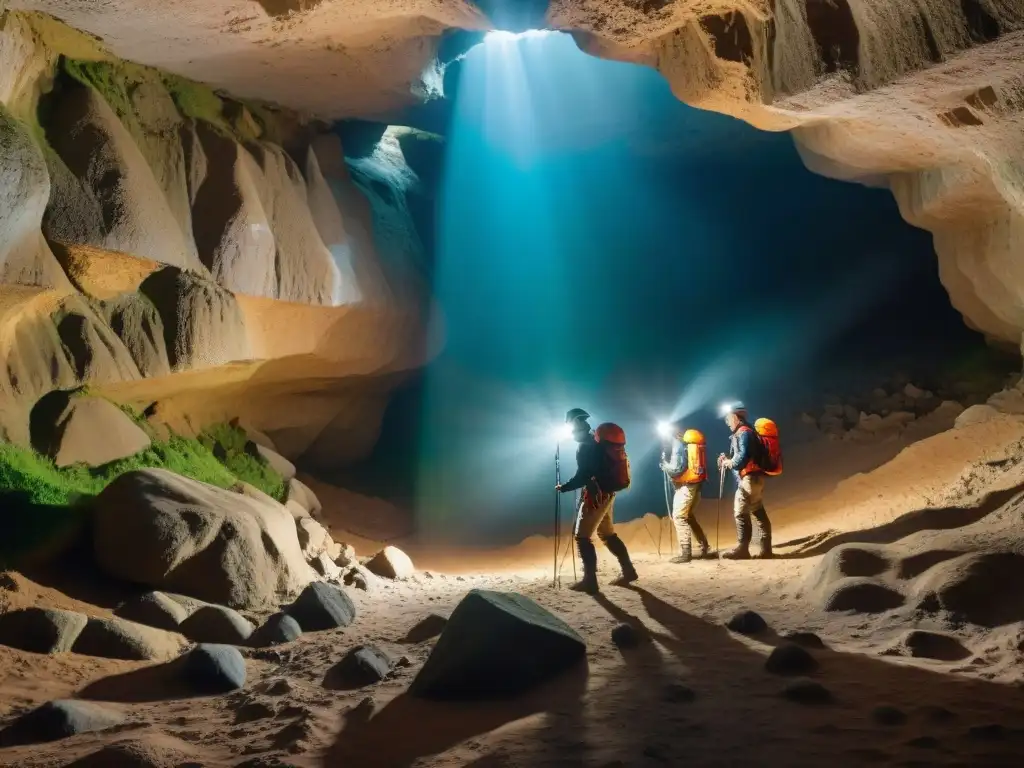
[93,468,313,610]
[0,11,433,469]
[9,0,1020,346]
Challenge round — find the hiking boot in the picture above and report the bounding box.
[569,574,600,594]
[609,566,639,586]
[721,546,751,560]
[696,542,711,559]
[670,554,692,564]
[603,534,638,586]
[752,508,773,559]
[722,515,752,560]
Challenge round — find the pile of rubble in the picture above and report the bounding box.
[801,372,1021,443]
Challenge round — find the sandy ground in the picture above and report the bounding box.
[4,414,1024,767]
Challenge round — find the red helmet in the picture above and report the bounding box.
[595,423,626,445]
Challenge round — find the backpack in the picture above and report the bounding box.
[594,422,631,492]
[754,418,783,477]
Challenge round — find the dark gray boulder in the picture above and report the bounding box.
[324,645,394,690]
[250,612,303,647]
[183,643,246,693]
[285,582,356,631]
[410,589,586,700]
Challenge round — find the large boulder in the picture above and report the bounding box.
[257,444,296,481]
[30,391,151,468]
[287,477,321,516]
[366,546,415,580]
[93,468,312,610]
[0,607,88,653]
[410,589,586,700]
[296,517,339,561]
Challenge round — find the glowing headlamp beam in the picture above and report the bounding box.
[484,29,553,44]
[552,423,574,442]
[656,420,673,439]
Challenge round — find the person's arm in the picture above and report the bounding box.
[661,439,685,477]
[725,429,752,471]
[558,444,592,493]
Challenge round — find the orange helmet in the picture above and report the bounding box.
[595,422,626,445]
[682,428,705,444]
[754,418,778,437]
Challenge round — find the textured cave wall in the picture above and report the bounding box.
[546,0,1024,347]
[0,10,435,463]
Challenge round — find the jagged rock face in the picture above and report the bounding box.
[0,10,434,465]
[10,1,1022,346]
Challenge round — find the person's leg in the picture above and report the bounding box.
[685,485,710,556]
[748,475,772,558]
[671,484,700,563]
[722,475,753,559]
[596,495,638,585]
[570,492,601,593]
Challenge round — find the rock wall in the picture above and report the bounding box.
[548,1,1024,347]
[0,10,435,464]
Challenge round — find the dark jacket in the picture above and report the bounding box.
[725,421,762,480]
[560,433,602,495]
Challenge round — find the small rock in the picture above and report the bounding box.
[114,591,189,632]
[0,607,87,654]
[872,705,907,726]
[765,644,818,675]
[782,631,826,649]
[325,645,394,690]
[365,546,415,580]
[404,613,448,644]
[0,700,125,746]
[610,623,642,649]
[903,383,925,399]
[781,679,832,705]
[250,613,303,648]
[726,610,767,635]
[180,605,254,645]
[183,643,246,693]
[286,582,357,631]
[662,683,696,703]
[343,564,376,592]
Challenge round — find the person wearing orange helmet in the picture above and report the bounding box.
[716,401,773,559]
[556,408,638,594]
[660,423,712,563]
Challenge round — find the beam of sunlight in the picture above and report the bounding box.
[408,30,938,547]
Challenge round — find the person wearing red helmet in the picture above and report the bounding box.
[660,423,712,563]
[556,408,638,594]
[716,401,773,559]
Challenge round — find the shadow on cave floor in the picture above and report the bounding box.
[773,483,1024,560]
[326,585,1024,767]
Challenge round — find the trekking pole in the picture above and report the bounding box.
[571,491,578,581]
[717,465,726,565]
[553,442,560,588]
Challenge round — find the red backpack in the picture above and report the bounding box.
[594,422,631,492]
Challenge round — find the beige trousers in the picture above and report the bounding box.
[574,491,615,541]
[734,473,766,518]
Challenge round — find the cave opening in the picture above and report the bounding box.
[331,30,1012,547]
